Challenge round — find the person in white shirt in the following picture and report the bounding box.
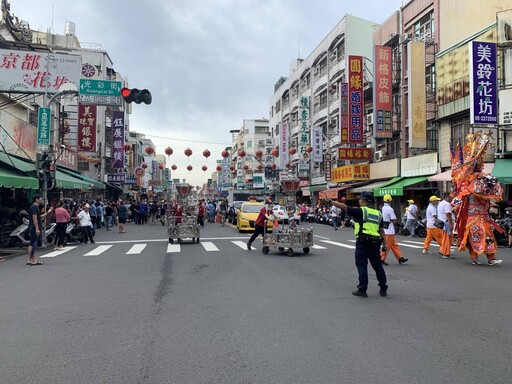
[77,204,95,244]
[404,199,419,237]
[330,203,341,230]
[437,192,454,258]
[380,194,408,265]
[423,196,443,254]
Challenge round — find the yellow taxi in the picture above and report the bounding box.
[236,201,273,233]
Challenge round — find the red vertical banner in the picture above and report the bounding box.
[78,104,97,151]
[348,56,363,143]
[374,46,393,138]
[339,82,349,143]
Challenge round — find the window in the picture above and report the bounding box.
[254,126,268,135]
[451,116,470,149]
[426,65,435,95]
[246,140,253,148]
[426,123,438,150]
[78,161,90,172]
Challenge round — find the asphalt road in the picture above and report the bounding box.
[0,220,511,384]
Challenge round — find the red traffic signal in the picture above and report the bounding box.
[121,87,152,105]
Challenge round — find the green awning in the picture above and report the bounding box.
[0,167,39,189]
[491,159,512,184]
[0,152,36,173]
[59,169,105,190]
[55,170,91,190]
[373,176,428,197]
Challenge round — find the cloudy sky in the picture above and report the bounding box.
[10,0,404,186]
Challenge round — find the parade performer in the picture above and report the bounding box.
[450,131,503,266]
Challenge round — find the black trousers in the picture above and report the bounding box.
[248,224,265,244]
[355,239,387,292]
[56,222,67,246]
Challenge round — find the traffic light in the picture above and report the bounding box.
[39,154,55,190]
[121,87,152,105]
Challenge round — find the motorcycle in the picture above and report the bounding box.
[8,210,30,247]
[65,221,96,244]
[493,218,511,246]
[399,217,427,238]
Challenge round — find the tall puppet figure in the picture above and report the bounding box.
[451,131,504,266]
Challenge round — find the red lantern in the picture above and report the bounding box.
[165,147,173,156]
[124,143,132,151]
[221,150,230,158]
[145,146,155,155]
[229,165,236,171]
[184,148,192,157]
[216,165,223,172]
[187,165,193,171]
[202,149,211,159]
[257,164,263,171]
[305,145,313,153]
[158,163,164,170]
[285,163,291,169]
[289,147,296,155]
[171,164,177,171]
[238,150,246,158]
[271,148,279,157]
[202,165,208,172]
[243,164,249,171]
[255,150,263,159]
[271,163,277,170]
[141,162,148,169]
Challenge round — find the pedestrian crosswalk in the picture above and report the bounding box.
[39,238,436,258]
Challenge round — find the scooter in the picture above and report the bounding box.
[8,211,30,247]
[399,218,427,238]
[66,221,96,244]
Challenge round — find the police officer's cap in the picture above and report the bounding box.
[357,191,374,202]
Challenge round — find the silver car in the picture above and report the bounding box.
[271,205,289,224]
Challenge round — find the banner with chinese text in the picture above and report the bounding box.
[331,164,369,183]
[78,104,97,152]
[348,56,363,143]
[373,46,392,138]
[338,147,373,161]
[339,82,349,143]
[278,122,289,170]
[312,126,323,162]
[112,111,125,169]
[298,96,310,168]
[407,41,426,148]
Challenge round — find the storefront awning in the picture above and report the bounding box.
[0,152,35,173]
[0,167,39,189]
[60,169,105,190]
[318,185,352,199]
[350,179,396,194]
[492,159,512,184]
[55,170,91,190]
[428,163,494,182]
[373,176,429,197]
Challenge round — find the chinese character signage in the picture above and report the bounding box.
[348,56,363,143]
[78,104,97,151]
[298,96,310,164]
[112,111,125,169]
[264,138,274,166]
[331,164,370,183]
[0,49,81,93]
[407,41,426,148]
[325,153,332,182]
[338,148,373,161]
[37,107,51,148]
[469,41,498,125]
[373,46,392,139]
[107,173,126,183]
[54,141,77,171]
[312,126,323,162]
[278,122,289,170]
[339,82,349,143]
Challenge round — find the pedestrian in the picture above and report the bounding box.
[118,200,127,233]
[139,200,148,224]
[89,200,97,229]
[423,195,444,255]
[326,191,388,298]
[77,204,95,244]
[54,200,70,250]
[330,201,341,230]
[26,194,53,266]
[404,199,419,237]
[437,192,455,259]
[105,202,113,231]
[300,203,307,223]
[95,201,103,228]
[197,200,205,227]
[380,194,408,265]
[247,198,273,250]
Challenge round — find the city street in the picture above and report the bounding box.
[0,220,511,384]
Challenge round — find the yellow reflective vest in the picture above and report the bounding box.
[353,206,382,238]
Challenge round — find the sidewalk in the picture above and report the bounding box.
[0,247,26,262]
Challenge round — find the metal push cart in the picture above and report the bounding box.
[167,182,200,244]
[262,177,314,256]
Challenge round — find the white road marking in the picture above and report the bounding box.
[402,240,440,248]
[95,236,250,245]
[396,242,425,249]
[314,234,331,240]
[320,240,355,249]
[232,240,257,250]
[166,244,181,253]
[201,242,219,251]
[40,246,77,258]
[126,244,147,254]
[83,245,113,256]
[311,244,328,249]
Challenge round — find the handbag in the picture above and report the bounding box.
[433,218,444,229]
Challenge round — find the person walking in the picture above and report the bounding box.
[197,200,205,227]
[380,194,408,266]
[117,200,128,233]
[326,191,388,298]
[77,204,95,244]
[54,200,70,250]
[26,194,53,266]
[105,202,114,231]
[437,192,455,259]
[246,199,273,250]
[423,195,444,255]
[330,201,341,230]
[89,201,97,229]
[404,199,419,237]
[219,199,228,226]
[95,201,103,228]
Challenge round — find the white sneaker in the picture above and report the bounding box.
[422,249,431,254]
[471,259,482,266]
[488,259,503,266]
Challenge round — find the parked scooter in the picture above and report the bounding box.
[65,221,96,244]
[398,217,427,238]
[8,210,30,247]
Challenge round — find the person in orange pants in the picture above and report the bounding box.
[437,192,454,258]
[380,194,408,265]
[423,195,443,254]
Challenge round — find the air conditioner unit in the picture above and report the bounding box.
[399,33,410,45]
[367,113,374,126]
[374,150,383,162]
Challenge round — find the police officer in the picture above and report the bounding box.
[326,191,388,297]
